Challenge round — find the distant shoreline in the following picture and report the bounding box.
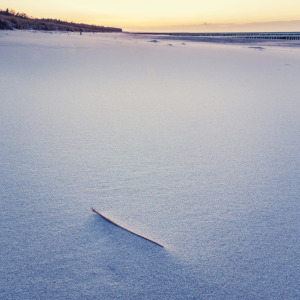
[132,31,300,40]
[0,8,122,32]
[125,32,300,48]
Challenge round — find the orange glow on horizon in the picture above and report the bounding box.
[2,0,300,32]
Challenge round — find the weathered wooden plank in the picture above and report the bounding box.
[91,207,164,248]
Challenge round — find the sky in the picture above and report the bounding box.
[1,0,300,32]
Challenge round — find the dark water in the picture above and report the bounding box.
[1,33,300,299]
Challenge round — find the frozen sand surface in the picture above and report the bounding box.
[1,31,300,299]
[2,30,300,48]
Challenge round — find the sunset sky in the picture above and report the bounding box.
[2,0,300,32]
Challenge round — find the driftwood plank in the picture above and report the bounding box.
[91,207,164,248]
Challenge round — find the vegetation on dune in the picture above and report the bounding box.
[0,8,122,32]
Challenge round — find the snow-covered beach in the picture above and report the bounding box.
[1,31,300,299]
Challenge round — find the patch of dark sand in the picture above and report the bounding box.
[248,46,265,50]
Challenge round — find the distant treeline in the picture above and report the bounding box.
[0,8,122,32]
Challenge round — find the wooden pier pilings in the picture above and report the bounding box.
[134,31,300,40]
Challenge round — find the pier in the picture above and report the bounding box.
[134,32,300,40]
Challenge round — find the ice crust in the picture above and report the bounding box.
[1,31,300,299]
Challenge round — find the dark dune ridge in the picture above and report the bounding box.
[0,8,122,32]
